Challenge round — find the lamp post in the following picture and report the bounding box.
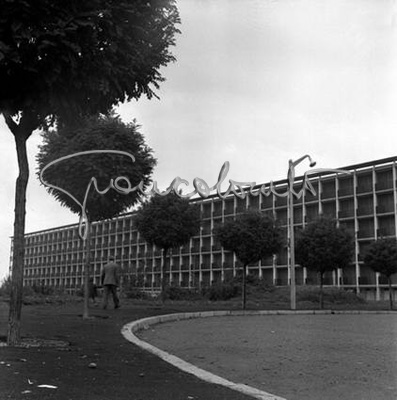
[288,155,316,310]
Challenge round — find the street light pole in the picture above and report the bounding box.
[288,155,316,310]
[289,187,296,310]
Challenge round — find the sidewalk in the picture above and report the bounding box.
[0,300,254,400]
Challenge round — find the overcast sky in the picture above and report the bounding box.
[1,0,397,280]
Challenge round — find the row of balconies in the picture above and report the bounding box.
[25,231,142,249]
[356,228,395,239]
[201,186,395,217]
[128,272,397,287]
[24,261,250,276]
[24,272,85,278]
[338,206,395,218]
[24,239,396,269]
[23,206,395,255]
[200,213,394,233]
[25,266,397,288]
[25,231,397,264]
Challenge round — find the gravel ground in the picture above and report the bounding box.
[138,313,397,400]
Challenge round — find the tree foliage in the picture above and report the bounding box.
[36,114,156,318]
[134,194,201,252]
[214,210,283,267]
[364,238,397,309]
[1,0,179,343]
[295,217,354,308]
[36,114,156,221]
[0,0,180,122]
[364,238,397,278]
[214,210,283,309]
[295,218,354,275]
[134,193,201,299]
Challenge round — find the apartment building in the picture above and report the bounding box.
[10,156,397,300]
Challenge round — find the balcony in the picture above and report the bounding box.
[375,181,393,191]
[276,217,288,225]
[180,264,189,271]
[377,228,395,238]
[181,246,190,254]
[212,244,222,252]
[356,207,374,217]
[305,186,319,202]
[202,207,212,219]
[171,264,180,272]
[357,230,374,239]
[358,276,370,285]
[235,205,247,214]
[376,205,394,214]
[338,187,354,197]
[212,207,223,217]
[356,185,373,195]
[275,197,288,207]
[321,190,336,200]
[338,209,354,219]
[261,199,273,210]
[224,204,235,215]
[201,227,212,236]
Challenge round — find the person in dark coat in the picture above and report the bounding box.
[101,256,120,309]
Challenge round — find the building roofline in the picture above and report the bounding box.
[21,155,397,237]
[200,155,397,201]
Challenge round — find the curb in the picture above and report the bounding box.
[121,310,289,400]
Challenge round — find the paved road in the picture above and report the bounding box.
[138,313,397,400]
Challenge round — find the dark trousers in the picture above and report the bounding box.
[103,285,120,309]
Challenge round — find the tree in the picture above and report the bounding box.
[37,114,156,318]
[364,238,397,310]
[1,1,179,344]
[295,217,354,309]
[214,210,283,310]
[134,194,201,301]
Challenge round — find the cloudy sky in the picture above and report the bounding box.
[1,0,397,280]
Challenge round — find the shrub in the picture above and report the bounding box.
[124,288,151,300]
[298,287,366,305]
[202,282,240,301]
[32,285,54,296]
[164,286,202,301]
[0,275,11,297]
[0,277,41,298]
[22,286,35,297]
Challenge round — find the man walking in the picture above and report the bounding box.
[101,256,120,309]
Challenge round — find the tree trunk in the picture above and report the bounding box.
[319,272,324,310]
[242,265,247,310]
[6,113,36,345]
[388,276,393,310]
[161,248,169,303]
[83,222,92,319]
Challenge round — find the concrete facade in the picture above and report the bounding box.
[10,156,397,300]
